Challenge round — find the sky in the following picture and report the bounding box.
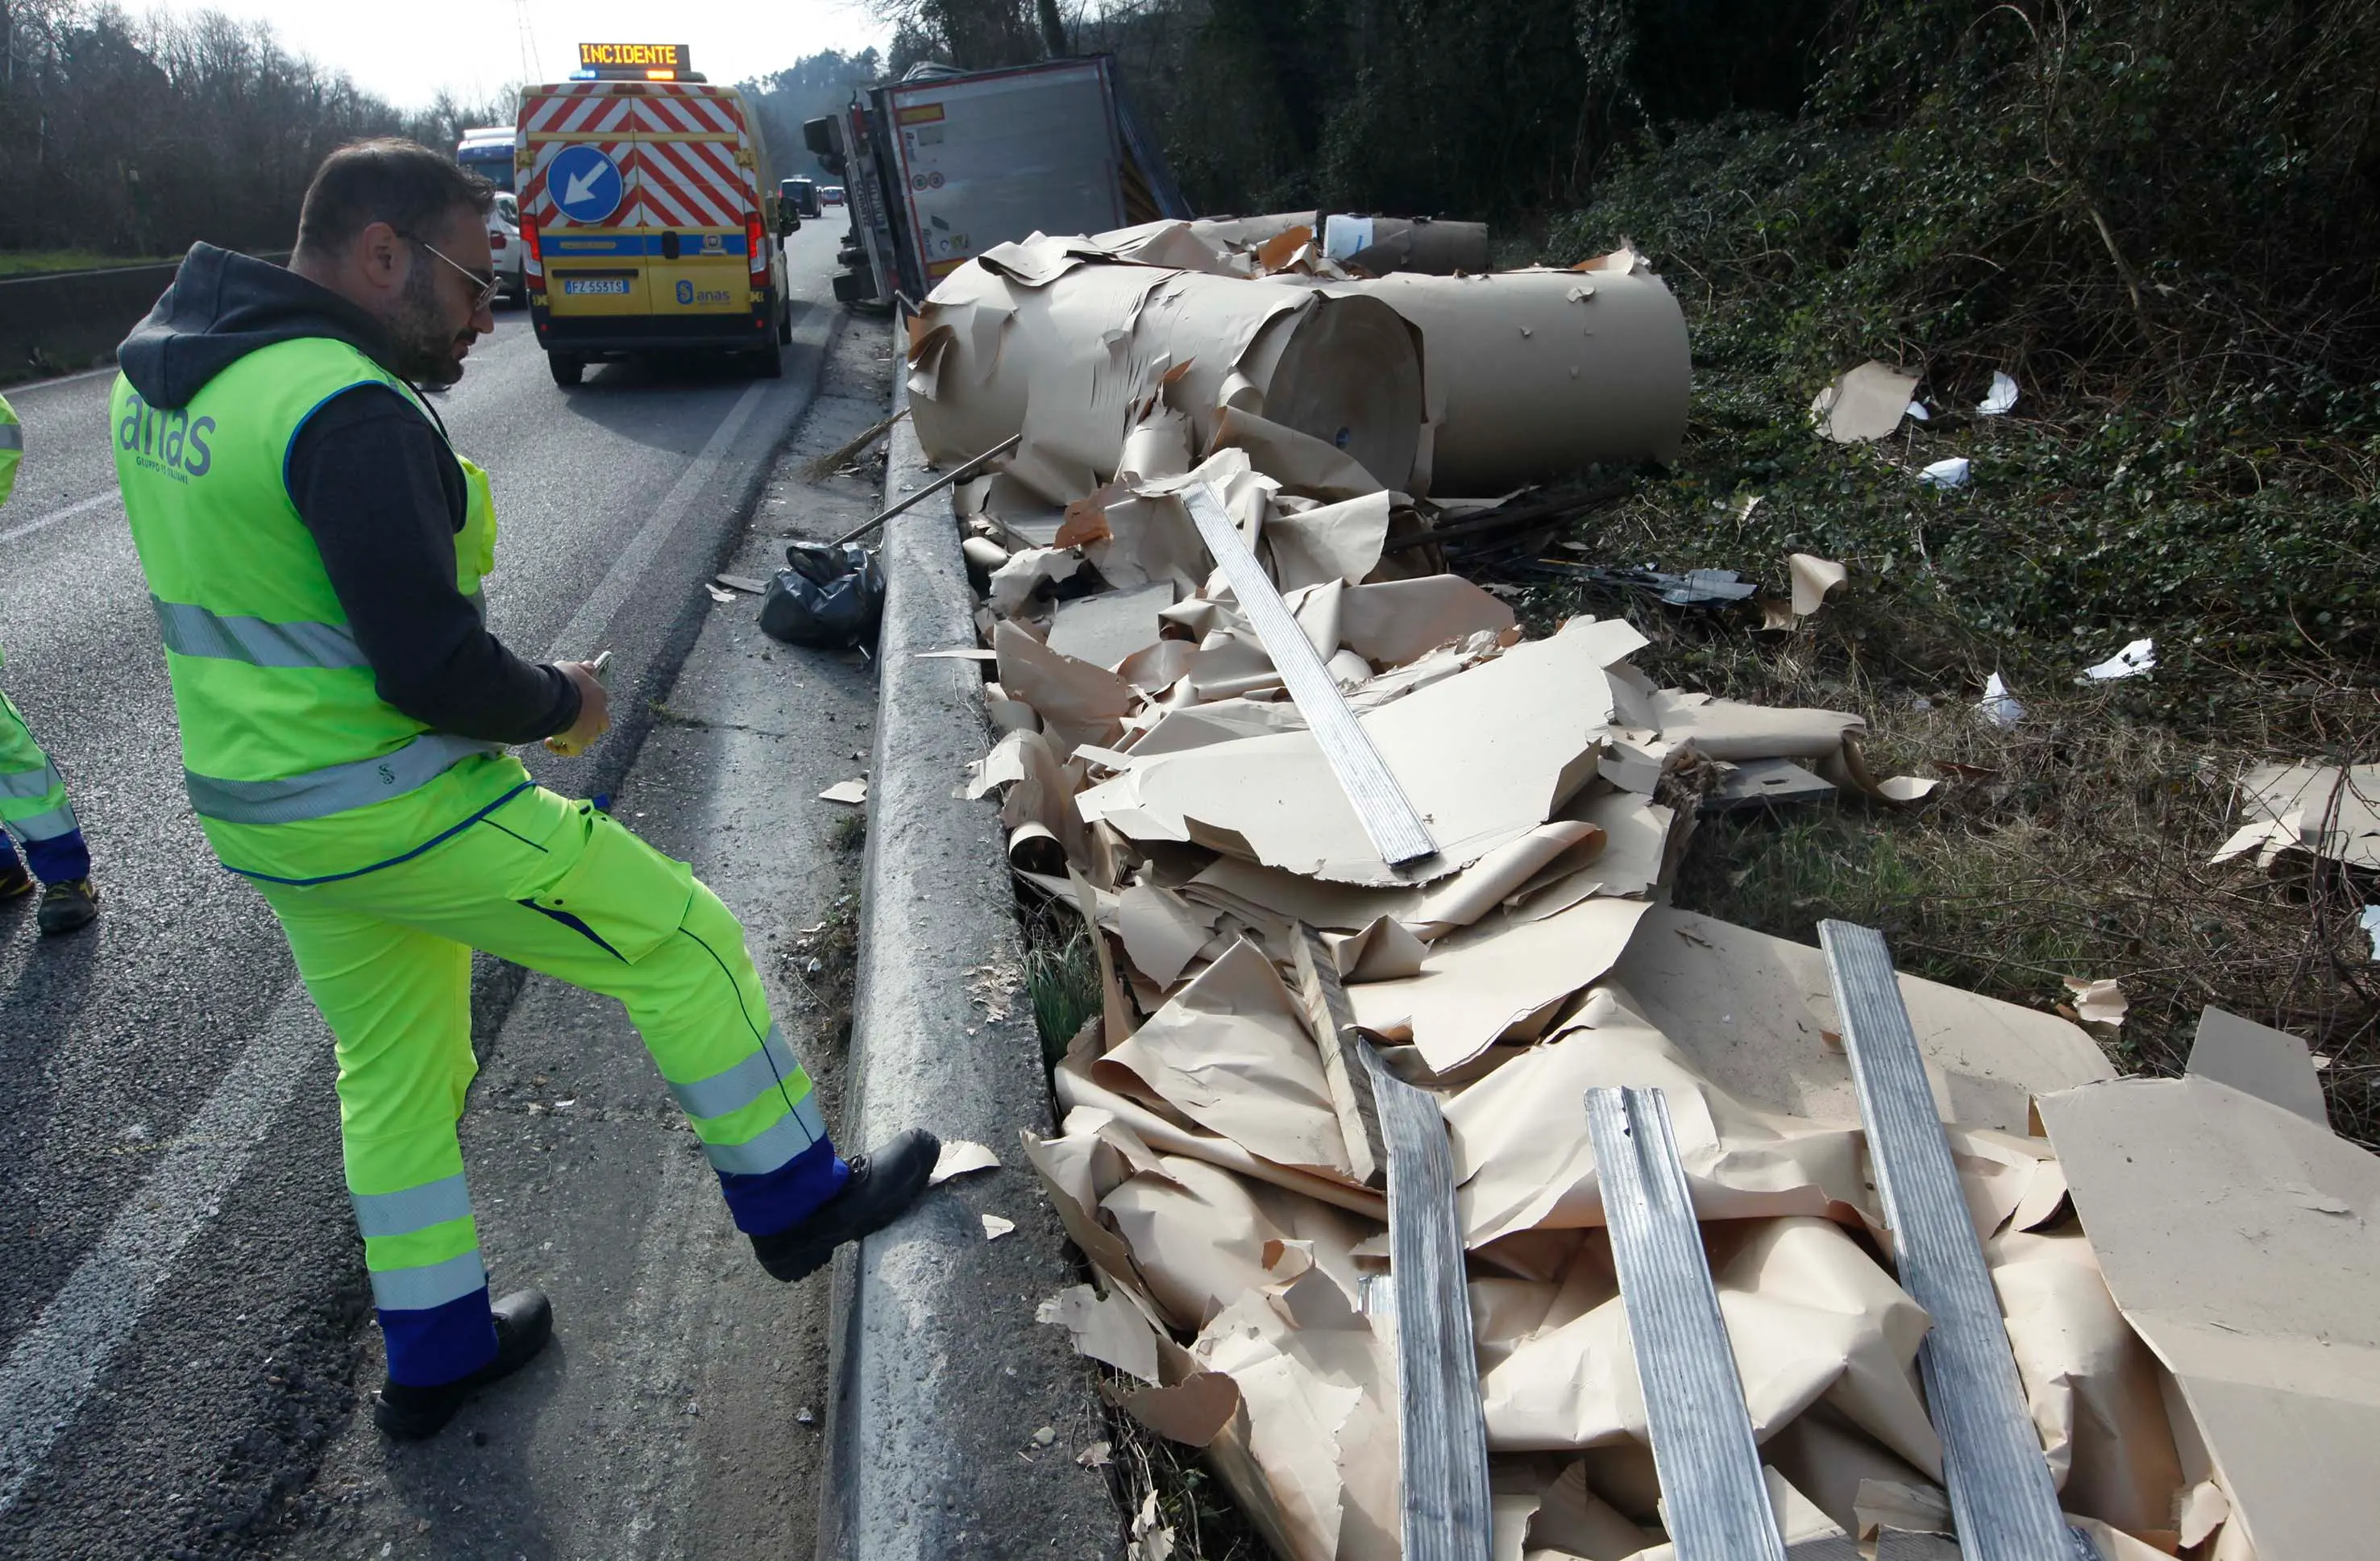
[137,0,893,112]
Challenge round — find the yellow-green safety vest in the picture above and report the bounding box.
[112,337,527,883]
[0,392,20,509]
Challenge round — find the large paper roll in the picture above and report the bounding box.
[1344,264,1690,490]
[909,259,1425,497]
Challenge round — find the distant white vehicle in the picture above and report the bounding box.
[456,126,515,192]
[488,191,524,306]
[821,185,846,206]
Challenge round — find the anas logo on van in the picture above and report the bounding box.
[675,280,734,306]
[116,392,215,482]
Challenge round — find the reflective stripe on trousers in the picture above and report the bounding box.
[184,733,500,826]
[351,1173,488,1312]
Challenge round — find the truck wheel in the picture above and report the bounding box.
[547,352,584,387]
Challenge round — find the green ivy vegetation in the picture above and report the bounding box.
[1522,1,2380,720]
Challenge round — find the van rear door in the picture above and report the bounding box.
[631,86,753,324]
[522,84,652,318]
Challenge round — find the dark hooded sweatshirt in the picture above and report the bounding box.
[117,243,579,744]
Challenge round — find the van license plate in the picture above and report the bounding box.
[562,277,630,296]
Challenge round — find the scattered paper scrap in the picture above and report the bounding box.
[2081,637,2155,681]
[1978,370,2019,416]
[2062,976,2128,1030]
[819,778,869,804]
[1788,554,1850,618]
[929,1139,1002,1185]
[2362,905,2380,961]
[1812,361,1921,443]
[714,573,768,594]
[1076,1440,1113,1469]
[1036,1284,1161,1383]
[1977,671,2025,727]
[705,583,736,604]
[1917,455,1971,488]
[981,1213,1016,1241]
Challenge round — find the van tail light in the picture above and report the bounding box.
[522,212,542,279]
[746,212,768,287]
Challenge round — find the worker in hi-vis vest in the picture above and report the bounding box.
[0,391,103,935]
[110,139,937,1440]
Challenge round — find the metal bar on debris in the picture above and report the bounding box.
[1178,480,1438,867]
[1585,1086,1787,1561]
[830,432,1022,547]
[1817,921,2096,1561]
[1352,1040,1489,1559]
[1289,922,1385,1188]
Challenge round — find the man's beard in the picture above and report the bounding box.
[387,262,467,388]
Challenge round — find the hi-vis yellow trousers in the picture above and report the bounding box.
[257,783,846,1385]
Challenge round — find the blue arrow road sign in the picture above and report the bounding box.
[547,145,624,224]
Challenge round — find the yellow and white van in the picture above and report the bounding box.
[518,65,795,385]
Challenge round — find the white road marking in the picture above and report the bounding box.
[0,356,794,1514]
[542,376,770,662]
[0,990,327,1510]
[0,492,116,546]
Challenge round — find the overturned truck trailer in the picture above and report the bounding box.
[807,57,1191,307]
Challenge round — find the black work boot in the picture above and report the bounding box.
[751,1128,941,1284]
[374,1289,555,1441]
[35,878,98,936]
[0,856,31,902]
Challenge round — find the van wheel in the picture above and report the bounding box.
[750,347,783,380]
[777,296,793,344]
[548,352,584,387]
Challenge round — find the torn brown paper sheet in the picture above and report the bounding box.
[1443,986,1871,1248]
[1987,1227,2185,1534]
[1811,362,1921,444]
[817,778,868,804]
[1116,882,1222,987]
[1079,616,1647,886]
[2037,1073,2380,1561]
[1650,689,1863,762]
[1619,1467,1849,1561]
[1103,1152,1290,1331]
[2236,761,2380,869]
[1479,1214,1938,1476]
[1262,490,1395,592]
[1037,1283,1162,1384]
[1103,940,1353,1174]
[1526,1459,1657,1558]
[2185,1004,2328,1127]
[994,618,1137,758]
[1331,575,1517,666]
[1055,1066,1384,1219]
[928,1139,1001,1185]
[986,544,1083,615]
[1789,554,1850,618]
[1347,897,1653,1073]
[1047,581,1177,669]
[1614,908,2110,1134]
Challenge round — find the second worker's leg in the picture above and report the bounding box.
[0,684,96,935]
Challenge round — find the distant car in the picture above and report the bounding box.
[487,191,525,306]
[779,176,821,219]
[821,185,846,206]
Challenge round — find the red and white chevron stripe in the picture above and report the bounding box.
[633,139,746,229]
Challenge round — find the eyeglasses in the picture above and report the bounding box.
[409,237,500,311]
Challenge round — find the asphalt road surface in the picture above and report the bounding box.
[0,218,885,1557]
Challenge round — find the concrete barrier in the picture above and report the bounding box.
[816,332,1122,1561]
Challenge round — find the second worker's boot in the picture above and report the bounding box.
[36,878,98,936]
[750,1128,940,1284]
[0,853,31,902]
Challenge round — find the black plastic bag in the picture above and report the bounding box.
[759,542,884,648]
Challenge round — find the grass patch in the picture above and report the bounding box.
[779,894,861,1052]
[831,809,867,853]
[0,250,172,277]
[1020,897,1103,1069]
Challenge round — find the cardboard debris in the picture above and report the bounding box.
[907,222,2366,1561]
[1812,361,1920,443]
[818,778,868,804]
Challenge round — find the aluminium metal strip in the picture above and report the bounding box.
[1352,1040,1490,1560]
[1178,480,1438,867]
[1585,1086,1787,1561]
[1817,921,2100,1561]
